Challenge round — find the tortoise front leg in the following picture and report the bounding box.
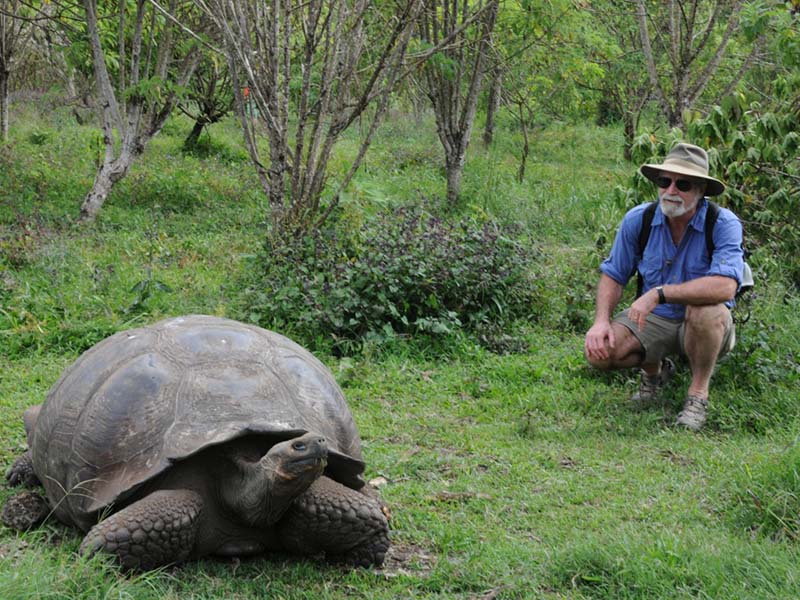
[79,490,203,570]
[277,476,390,567]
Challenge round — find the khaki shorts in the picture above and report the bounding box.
[615,308,735,365]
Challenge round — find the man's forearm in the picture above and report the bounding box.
[594,274,624,323]
[661,275,737,306]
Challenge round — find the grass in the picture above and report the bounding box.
[1,101,799,598]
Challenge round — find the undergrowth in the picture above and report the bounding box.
[242,206,539,355]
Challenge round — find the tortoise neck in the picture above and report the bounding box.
[222,436,326,526]
[222,457,292,526]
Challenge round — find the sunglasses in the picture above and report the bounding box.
[655,176,695,192]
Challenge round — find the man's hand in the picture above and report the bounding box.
[628,289,660,331]
[585,320,615,361]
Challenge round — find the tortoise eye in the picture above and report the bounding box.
[292,441,307,452]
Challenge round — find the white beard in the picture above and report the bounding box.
[660,193,692,218]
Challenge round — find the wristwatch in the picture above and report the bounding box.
[655,286,666,304]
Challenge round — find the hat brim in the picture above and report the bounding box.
[640,164,725,196]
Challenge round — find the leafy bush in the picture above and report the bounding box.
[692,92,800,288]
[710,293,800,427]
[242,207,538,354]
[179,132,249,163]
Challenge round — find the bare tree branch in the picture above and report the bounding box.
[635,0,766,129]
[198,0,424,236]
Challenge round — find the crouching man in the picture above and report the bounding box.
[584,143,745,430]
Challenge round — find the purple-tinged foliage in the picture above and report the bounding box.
[245,207,537,353]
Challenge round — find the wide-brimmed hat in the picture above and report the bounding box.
[640,142,725,196]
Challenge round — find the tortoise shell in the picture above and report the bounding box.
[30,315,365,530]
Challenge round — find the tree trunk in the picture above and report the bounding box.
[0,68,9,142]
[517,114,529,183]
[483,67,502,147]
[623,111,635,161]
[445,151,465,205]
[667,107,682,130]
[183,120,205,149]
[78,154,133,222]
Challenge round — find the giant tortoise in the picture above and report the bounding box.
[4,315,389,570]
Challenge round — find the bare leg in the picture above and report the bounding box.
[585,322,649,371]
[277,476,390,567]
[79,490,203,570]
[682,304,729,399]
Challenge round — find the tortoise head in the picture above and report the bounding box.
[225,432,328,526]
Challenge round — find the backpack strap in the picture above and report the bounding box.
[704,200,720,257]
[634,202,658,298]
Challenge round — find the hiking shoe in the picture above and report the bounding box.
[629,358,675,410]
[676,395,708,431]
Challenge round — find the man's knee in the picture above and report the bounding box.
[584,324,643,371]
[586,352,613,371]
[685,304,729,333]
[683,304,734,358]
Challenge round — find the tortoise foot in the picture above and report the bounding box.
[80,489,203,570]
[1,491,49,530]
[5,451,40,488]
[278,476,390,567]
[332,528,390,568]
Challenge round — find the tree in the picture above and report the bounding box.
[0,0,35,141]
[582,0,656,160]
[78,0,203,222]
[636,0,767,129]
[416,0,498,205]
[481,39,501,147]
[691,4,800,282]
[178,53,233,150]
[198,0,423,237]
[482,0,593,176]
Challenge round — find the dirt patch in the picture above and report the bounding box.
[376,540,437,578]
[0,538,29,561]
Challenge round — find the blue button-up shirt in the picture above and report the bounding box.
[600,199,745,320]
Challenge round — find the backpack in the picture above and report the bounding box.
[634,201,753,301]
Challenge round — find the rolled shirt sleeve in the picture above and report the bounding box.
[600,203,650,286]
[707,208,745,287]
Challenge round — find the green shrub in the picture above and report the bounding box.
[180,131,249,163]
[6,320,121,358]
[242,207,538,354]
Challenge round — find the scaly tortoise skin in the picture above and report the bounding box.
[4,315,389,570]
